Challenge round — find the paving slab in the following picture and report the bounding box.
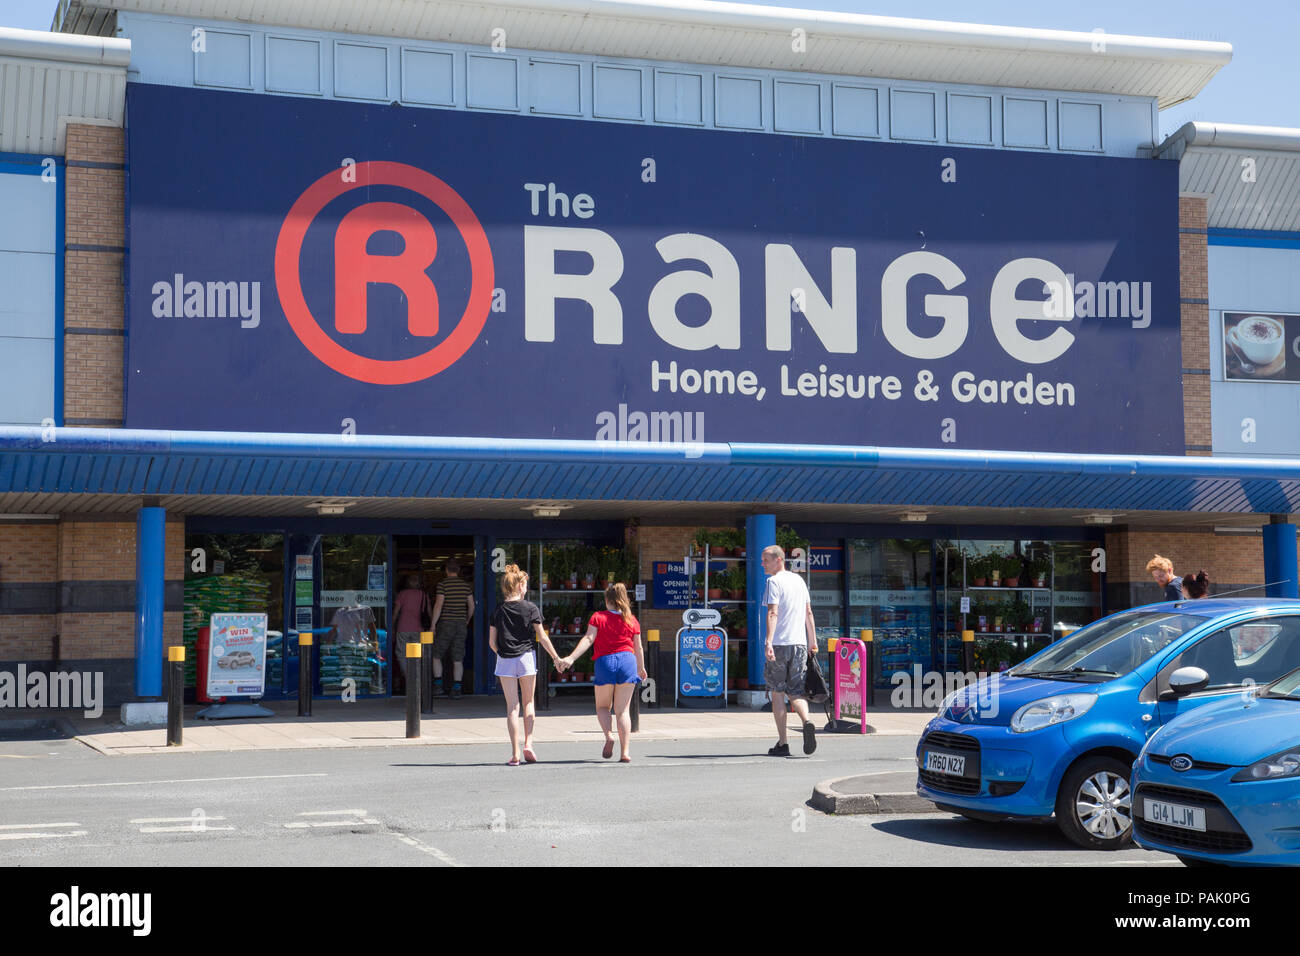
[51,697,935,756]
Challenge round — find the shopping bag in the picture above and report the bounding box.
[804,651,830,703]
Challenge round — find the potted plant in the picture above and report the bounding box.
[1006,599,1032,634]
[776,525,808,560]
[1001,555,1024,588]
[1028,555,1050,588]
[969,554,987,587]
[985,550,1003,586]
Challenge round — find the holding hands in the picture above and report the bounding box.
[555,655,573,673]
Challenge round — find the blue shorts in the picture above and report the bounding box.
[593,651,639,685]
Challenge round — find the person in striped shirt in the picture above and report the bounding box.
[432,559,475,698]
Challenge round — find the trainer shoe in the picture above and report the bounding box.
[802,721,818,755]
[451,682,462,699]
[767,742,790,757]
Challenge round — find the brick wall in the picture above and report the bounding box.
[1104,528,1296,609]
[1179,195,1211,456]
[63,124,126,427]
[0,518,185,665]
[0,523,58,581]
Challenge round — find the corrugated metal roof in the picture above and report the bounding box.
[1160,122,1300,232]
[59,0,1230,108]
[2,427,1300,518]
[0,27,129,154]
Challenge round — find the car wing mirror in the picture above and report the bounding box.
[1168,666,1210,697]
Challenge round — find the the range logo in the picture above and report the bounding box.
[273,161,495,384]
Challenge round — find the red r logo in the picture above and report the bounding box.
[274,161,494,385]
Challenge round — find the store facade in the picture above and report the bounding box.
[3,1,1300,709]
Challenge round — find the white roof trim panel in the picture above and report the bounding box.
[75,0,1230,107]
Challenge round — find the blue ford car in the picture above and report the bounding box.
[1132,665,1300,866]
[915,598,1300,849]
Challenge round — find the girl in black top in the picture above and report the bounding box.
[489,564,563,765]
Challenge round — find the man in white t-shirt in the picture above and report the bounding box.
[760,545,818,756]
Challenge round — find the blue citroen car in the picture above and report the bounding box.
[1131,665,1300,866]
[915,599,1300,849]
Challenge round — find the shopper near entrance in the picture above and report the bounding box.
[760,545,818,756]
[559,583,646,762]
[1145,555,1183,601]
[1181,569,1211,599]
[392,574,430,692]
[432,560,474,697]
[489,564,565,765]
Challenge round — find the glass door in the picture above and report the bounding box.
[847,538,934,689]
[318,534,389,698]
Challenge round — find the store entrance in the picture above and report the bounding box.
[392,535,476,696]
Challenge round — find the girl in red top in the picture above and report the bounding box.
[560,582,647,762]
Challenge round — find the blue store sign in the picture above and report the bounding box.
[653,561,691,608]
[125,83,1182,454]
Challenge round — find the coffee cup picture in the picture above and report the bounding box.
[1230,316,1284,364]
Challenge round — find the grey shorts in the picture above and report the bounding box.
[433,619,468,661]
[765,644,807,696]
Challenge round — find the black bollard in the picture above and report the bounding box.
[962,629,976,675]
[646,629,660,708]
[420,630,434,715]
[631,676,640,732]
[406,642,421,739]
[298,632,313,717]
[167,645,184,746]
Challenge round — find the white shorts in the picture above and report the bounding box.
[494,650,537,679]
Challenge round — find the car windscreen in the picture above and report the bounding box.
[1265,667,1300,699]
[1009,610,1206,679]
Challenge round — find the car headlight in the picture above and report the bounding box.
[1010,694,1096,733]
[1231,746,1300,782]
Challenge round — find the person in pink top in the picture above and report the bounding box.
[560,582,647,762]
[392,575,430,692]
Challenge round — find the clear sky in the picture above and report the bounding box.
[4,0,1298,139]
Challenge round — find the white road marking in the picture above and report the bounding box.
[0,822,80,830]
[130,816,229,824]
[394,832,463,867]
[0,772,327,793]
[285,809,380,829]
[130,815,235,833]
[0,830,88,841]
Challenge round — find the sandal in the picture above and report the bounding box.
[602,739,615,759]
[507,757,521,766]
[619,756,631,763]
[522,747,537,763]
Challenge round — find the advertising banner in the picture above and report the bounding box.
[676,627,726,702]
[206,612,268,698]
[834,638,868,729]
[125,83,1182,453]
[1222,311,1300,382]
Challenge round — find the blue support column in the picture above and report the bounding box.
[134,506,166,698]
[746,514,776,687]
[1263,518,1298,599]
